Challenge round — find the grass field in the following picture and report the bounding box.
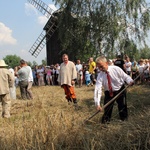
[0,84,150,150]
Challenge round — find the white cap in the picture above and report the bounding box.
[85,71,89,74]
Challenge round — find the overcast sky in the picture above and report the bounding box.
[0,0,57,64]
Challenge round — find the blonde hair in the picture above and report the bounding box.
[95,55,107,63]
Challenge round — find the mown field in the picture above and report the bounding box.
[0,84,150,150]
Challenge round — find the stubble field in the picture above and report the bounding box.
[0,84,150,150]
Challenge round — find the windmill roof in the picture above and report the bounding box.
[43,8,77,30]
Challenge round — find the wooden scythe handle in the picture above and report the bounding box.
[84,66,148,122]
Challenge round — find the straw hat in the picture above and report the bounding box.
[0,60,8,67]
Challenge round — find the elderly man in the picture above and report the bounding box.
[17,59,30,100]
[94,56,134,123]
[0,60,14,118]
[57,54,77,105]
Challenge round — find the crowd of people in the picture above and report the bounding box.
[0,54,149,121]
[13,54,150,89]
[74,55,150,87]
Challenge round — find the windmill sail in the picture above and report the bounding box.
[27,0,58,57]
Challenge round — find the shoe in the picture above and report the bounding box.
[87,83,90,87]
[67,98,72,102]
[68,101,72,105]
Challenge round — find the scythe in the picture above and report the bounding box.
[84,66,148,122]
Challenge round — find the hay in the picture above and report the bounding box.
[0,85,149,149]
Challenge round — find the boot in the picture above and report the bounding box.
[67,98,72,105]
[72,98,79,110]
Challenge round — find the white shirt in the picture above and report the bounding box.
[94,65,133,106]
[138,64,145,73]
[26,66,33,82]
[76,64,83,75]
[125,61,132,71]
[9,68,15,79]
[76,64,82,72]
[56,66,60,74]
[37,68,44,76]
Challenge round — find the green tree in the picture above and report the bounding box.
[27,61,32,67]
[3,55,21,68]
[32,61,38,66]
[139,45,150,59]
[41,59,47,65]
[55,0,150,60]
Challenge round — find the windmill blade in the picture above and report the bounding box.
[27,0,54,19]
[29,30,46,58]
[27,0,58,58]
[29,19,58,57]
[27,0,75,58]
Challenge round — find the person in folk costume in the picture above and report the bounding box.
[57,54,78,105]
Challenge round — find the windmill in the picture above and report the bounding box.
[27,0,61,64]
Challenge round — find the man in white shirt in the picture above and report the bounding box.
[94,56,134,123]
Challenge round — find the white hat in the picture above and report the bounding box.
[85,71,89,74]
[0,60,8,67]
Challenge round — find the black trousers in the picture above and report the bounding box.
[102,85,128,123]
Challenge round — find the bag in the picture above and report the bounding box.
[37,74,40,78]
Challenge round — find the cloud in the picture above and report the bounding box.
[0,22,17,45]
[37,4,57,25]
[48,4,57,12]
[38,16,48,25]
[25,2,58,25]
[25,2,38,16]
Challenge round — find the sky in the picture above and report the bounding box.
[0,0,58,64]
[1,1,150,65]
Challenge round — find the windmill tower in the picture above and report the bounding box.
[27,0,62,65]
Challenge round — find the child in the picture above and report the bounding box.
[85,71,91,86]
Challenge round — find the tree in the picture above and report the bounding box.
[41,59,47,65]
[32,61,38,67]
[55,0,150,60]
[139,45,150,59]
[27,61,32,67]
[3,55,21,68]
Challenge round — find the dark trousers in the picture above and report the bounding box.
[90,73,96,84]
[102,85,128,123]
[19,81,28,100]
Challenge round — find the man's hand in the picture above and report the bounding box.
[71,80,75,85]
[129,81,134,86]
[97,105,103,111]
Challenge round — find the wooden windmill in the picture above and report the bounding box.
[27,0,63,65]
